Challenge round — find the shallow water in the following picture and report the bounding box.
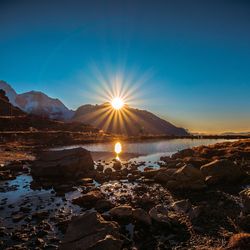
[52,138,234,163]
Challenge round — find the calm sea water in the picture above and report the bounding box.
[53,138,234,163]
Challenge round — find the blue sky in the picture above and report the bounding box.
[1,0,250,133]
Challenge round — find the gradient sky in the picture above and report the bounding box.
[1,0,250,133]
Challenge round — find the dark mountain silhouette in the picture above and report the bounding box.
[0,89,25,116]
[72,103,188,136]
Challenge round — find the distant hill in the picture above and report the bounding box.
[72,103,188,136]
[0,81,74,120]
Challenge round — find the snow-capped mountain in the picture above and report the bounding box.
[0,81,74,120]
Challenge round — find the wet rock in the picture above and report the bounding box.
[60,212,122,250]
[132,208,151,225]
[200,159,245,184]
[31,148,94,180]
[240,188,250,214]
[109,205,133,219]
[149,205,171,226]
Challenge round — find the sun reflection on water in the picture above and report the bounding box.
[114,142,122,160]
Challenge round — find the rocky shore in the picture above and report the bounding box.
[0,139,250,249]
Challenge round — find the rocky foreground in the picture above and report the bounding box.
[0,140,250,249]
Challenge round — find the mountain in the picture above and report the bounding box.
[0,80,188,136]
[0,81,74,120]
[0,89,25,116]
[72,103,188,136]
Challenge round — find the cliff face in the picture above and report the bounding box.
[0,89,25,116]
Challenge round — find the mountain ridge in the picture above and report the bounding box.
[0,80,188,136]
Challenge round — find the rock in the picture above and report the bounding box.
[96,164,104,171]
[142,169,161,179]
[73,190,104,208]
[113,161,122,171]
[172,199,192,213]
[31,148,94,180]
[12,213,25,222]
[32,211,49,220]
[88,235,123,250]
[240,188,250,214]
[60,212,122,250]
[132,208,151,225]
[149,205,171,226]
[154,169,176,183]
[172,148,195,159]
[200,159,245,184]
[224,233,250,250]
[167,165,206,190]
[109,205,133,219]
[95,199,114,212]
[104,167,113,175]
[188,206,202,220]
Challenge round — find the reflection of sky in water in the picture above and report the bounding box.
[52,138,233,163]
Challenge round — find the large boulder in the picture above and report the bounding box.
[60,212,122,250]
[167,165,206,190]
[31,148,94,179]
[200,159,245,184]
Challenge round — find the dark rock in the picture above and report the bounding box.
[149,205,171,226]
[132,208,151,225]
[224,233,250,250]
[60,212,122,250]
[73,190,104,208]
[31,148,94,180]
[109,205,133,219]
[240,188,250,214]
[200,159,246,184]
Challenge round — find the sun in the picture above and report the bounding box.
[111,97,124,110]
